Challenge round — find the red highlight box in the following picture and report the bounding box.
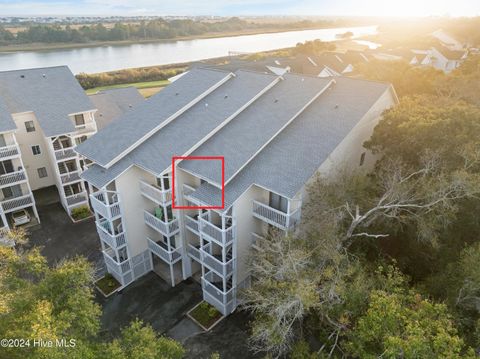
[172,156,225,210]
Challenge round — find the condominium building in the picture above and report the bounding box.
[76,67,398,315]
[0,66,99,227]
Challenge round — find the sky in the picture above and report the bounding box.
[0,0,478,17]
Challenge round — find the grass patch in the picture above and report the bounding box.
[71,205,92,221]
[138,87,163,98]
[85,80,170,95]
[189,301,223,330]
[95,273,121,296]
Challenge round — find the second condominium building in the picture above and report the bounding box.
[76,67,398,315]
[0,66,98,227]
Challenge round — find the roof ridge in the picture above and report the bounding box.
[0,65,70,74]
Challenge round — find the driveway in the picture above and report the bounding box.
[98,272,258,359]
[26,201,102,270]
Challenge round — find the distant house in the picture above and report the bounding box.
[432,29,465,51]
[430,46,468,73]
[284,53,354,78]
[89,87,144,130]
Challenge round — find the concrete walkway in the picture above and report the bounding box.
[97,272,258,359]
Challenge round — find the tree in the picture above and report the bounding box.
[100,319,184,359]
[244,154,479,357]
[292,39,336,56]
[347,267,475,358]
[0,246,184,358]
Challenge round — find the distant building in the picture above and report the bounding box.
[0,66,139,227]
[432,29,465,51]
[89,87,144,130]
[76,67,398,316]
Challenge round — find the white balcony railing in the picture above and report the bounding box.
[143,210,179,237]
[251,232,265,251]
[103,249,131,275]
[202,273,236,315]
[60,170,81,184]
[0,170,26,187]
[96,220,126,249]
[198,212,235,246]
[200,244,234,277]
[0,144,20,160]
[66,191,88,207]
[147,237,182,264]
[139,180,172,204]
[252,200,301,231]
[187,243,201,262]
[185,214,199,234]
[90,191,122,220]
[54,147,76,161]
[1,193,33,213]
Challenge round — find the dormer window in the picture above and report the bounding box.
[74,114,85,128]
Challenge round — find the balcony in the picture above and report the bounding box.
[96,220,126,249]
[66,191,88,207]
[252,200,301,231]
[185,214,199,234]
[60,171,81,184]
[183,184,197,203]
[103,248,131,276]
[187,243,201,262]
[144,210,179,237]
[251,232,265,251]
[147,237,182,264]
[140,180,172,204]
[200,243,234,277]
[73,124,96,137]
[90,191,122,220]
[0,170,27,188]
[54,147,76,161]
[202,272,236,316]
[198,212,235,246]
[0,144,20,160]
[1,193,34,213]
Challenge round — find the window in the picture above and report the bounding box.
[31,145,41,156]
[2,185,21,199]
[37,167,48,178]
[0,160,14,175]
[74,114,85,127]
[25,121,35,133]
[359,152,366,166]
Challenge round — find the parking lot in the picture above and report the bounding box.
[26,187,256,359]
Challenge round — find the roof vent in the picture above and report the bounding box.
[224,95,228,99]
[128,104,133,108]
[205,103,209,107]
[334,104,339,109]
[301,78,305,81]
[175,92,179,96]
[20,75,25,79]
[42,74,46,78]
[274,99,279,103]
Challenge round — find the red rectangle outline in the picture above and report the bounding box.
[171,156,225,210]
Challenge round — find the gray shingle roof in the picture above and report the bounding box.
[76,67,234,167]
[89,87,144,130]
[0,66,95,137]
[188,77,392,210]
[0,97,16,133]
[80,69,278,188]
[180,74,333,185]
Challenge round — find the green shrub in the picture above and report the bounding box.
[71,205,91,220]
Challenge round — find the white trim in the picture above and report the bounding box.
[103,72,235,169]
[223,79,336,187]
[160,76,283,177]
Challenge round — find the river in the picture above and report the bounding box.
[0,25,378,74]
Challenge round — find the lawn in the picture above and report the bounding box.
[95,273,121,297]
[85,80,170,95]
[188,301,223,330]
